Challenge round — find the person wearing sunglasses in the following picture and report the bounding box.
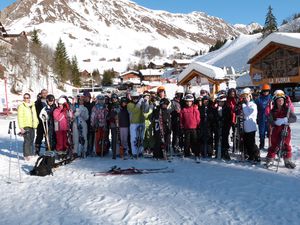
[17,93,39,161]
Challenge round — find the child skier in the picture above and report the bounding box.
[180,94,200,162]
[265,90,297,169]
[239,88,260,162]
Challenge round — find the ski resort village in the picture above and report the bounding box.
[0,0,300,224]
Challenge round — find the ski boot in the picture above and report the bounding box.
[284,159,296,169]
[265,157,274,168]
[35,144,41,156]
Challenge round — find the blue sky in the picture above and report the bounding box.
[0,0,297,25]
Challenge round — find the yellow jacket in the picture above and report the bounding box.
[17,102,39,129]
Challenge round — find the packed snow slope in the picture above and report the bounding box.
[196,33,262,72]
[0,103,299,225]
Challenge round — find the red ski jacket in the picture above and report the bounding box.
[180,105,200,129]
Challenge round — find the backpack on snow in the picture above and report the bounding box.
[30,152,55,176]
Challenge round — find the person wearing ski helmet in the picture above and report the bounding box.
[255,84,272,150]
[239,88,260,162]
[108,93,121,159]
[118,97,130,158]
[39,94,57,151]
[34,89,48,155]
[151,98,171,159]
[127,90,150,158]
[83,90,95,156]
[265,90,297,169]
[180,94,200,161]
[198,95,214,158]
[170,87,184,153]
[17,93,39,160]
[73,95,89,158]
[53,97,71,153]
[215,93,232,160]
[157,86,166,99]
[143,91,155,155]
[91,95,109,156]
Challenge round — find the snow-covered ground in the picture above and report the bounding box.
[0,103,300,225]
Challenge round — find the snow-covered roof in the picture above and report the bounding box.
[248,32,300,61]
[178,61,226,84]
[173,59,192,64]
[120,70,140,77]
[139,69,164,76]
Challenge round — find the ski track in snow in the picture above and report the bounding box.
[0,104,300,225]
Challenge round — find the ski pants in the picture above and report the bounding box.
[55,130,68,152]
[258,121,269,148]
[267,126,292,159]
[35,122,45,147]
[73,121,88,156]
[22,127,35,157]
[94,128,108,156]
[243,131,259,159]
[110,127,119,157]
[144,123,154,150]
[183,129,199,157]
[130,123,145,156]
[120,127,129,155]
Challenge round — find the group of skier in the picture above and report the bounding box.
[17,84,297,169]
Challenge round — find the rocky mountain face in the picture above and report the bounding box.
[1,0,260,44]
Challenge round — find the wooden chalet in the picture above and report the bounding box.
[177,62,227,96]
[139,69,164,82]
[248,32,300,91]
[120,71,141,84]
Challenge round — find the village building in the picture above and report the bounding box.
[177,61,228,96]
[0,22,27,44]
[248,32,300,100]
[140,69,164,82]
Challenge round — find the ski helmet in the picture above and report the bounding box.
[58,97,66,104]
[157,86,165,93]
[160,98,170,106]
[217,94,227,102]
[120,97,129,103]
[273,90,285,101]
[96,94,105,101]
[261,84,271,91]
[184,94,194,102]
[111,93,119,100]
[240,87,251,97]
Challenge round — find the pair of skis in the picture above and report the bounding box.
[92,166,174,176]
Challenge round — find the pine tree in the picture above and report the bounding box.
[263,5,278,38]
[70,56,81,87]
[102,69,114,86]
[54,38,69,82]
[31,28,41,46]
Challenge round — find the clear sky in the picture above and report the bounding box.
[0,0,298,25]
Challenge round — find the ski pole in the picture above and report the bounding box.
[7,121,12,184]
[13,121,22,183]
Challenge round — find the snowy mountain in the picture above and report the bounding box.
[195,33,262,72]
[279,17,300,33]
[234,23,262,34]
[0,0,260,72]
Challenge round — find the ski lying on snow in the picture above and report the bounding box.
[92,166,174,176]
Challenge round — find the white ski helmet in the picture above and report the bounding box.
[58,97,66,104]
[240,87,252,97]
[273,90,285,101]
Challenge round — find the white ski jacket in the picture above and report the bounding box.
[242,101,257,133]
